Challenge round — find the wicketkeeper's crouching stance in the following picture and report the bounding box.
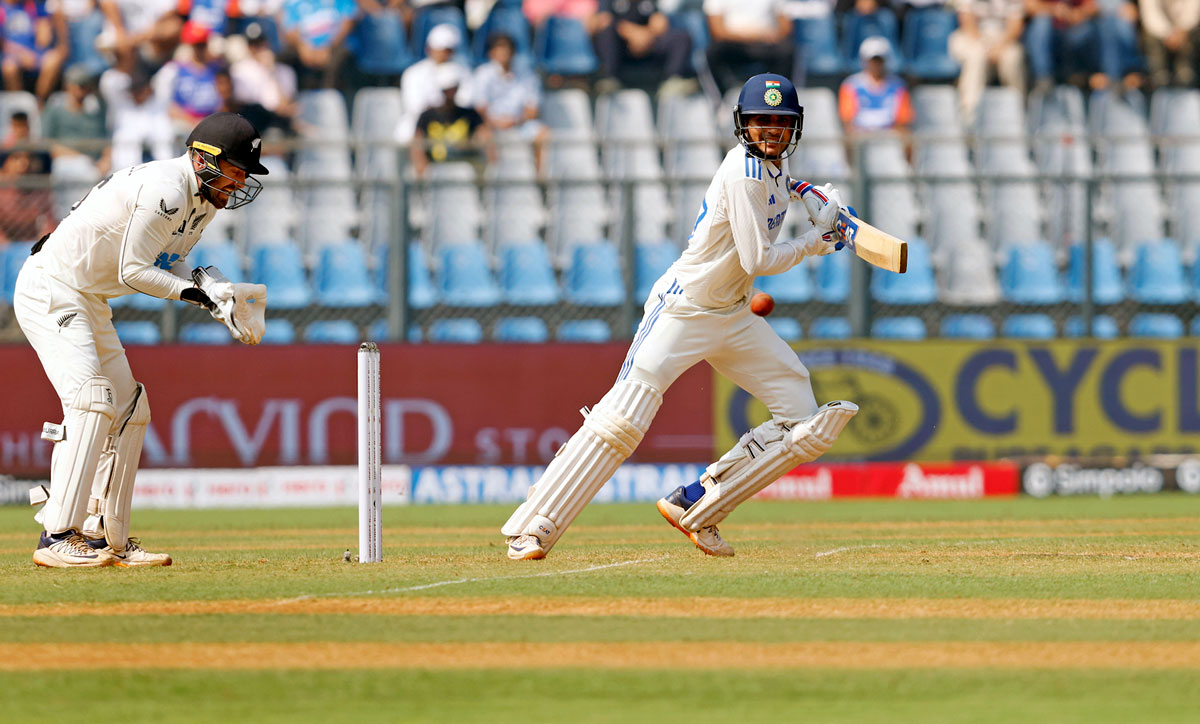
[16,112,270,568]
[503,74,858,560]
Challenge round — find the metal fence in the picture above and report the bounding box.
[0,130,1197,345]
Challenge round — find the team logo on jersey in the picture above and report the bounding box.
[56,312,77,329]
[251,138,261,151]
[156,199,179,220]
[764,88,783,107]
[190,212,207,232]
[154,252,181,270]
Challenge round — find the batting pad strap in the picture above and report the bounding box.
[500,379,663,552]
[680,401,857,531]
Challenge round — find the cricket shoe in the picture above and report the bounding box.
[86,537,172,567]
[656,486,734,557]
[506,534,546,560]
[33,530,114,568]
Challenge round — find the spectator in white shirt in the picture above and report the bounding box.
[1139,0,1199,86]
[395,23,473,144]
[703,0,792,93]
[948,0,1025,120]
[99,61,173,171]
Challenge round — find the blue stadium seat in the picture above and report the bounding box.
[179,323,232,345]
[794,15,845,76]
[757,263,813,304]
[189,240,244,282]
[871,316,927,340]
[411,6,469,59]
[1000,242,1065,304]
[870,238,936,304]
[1065,239,1123,304]
[260,319,297,344]
[1064,314,1120,339]
[1129,240,1190,304]
[1,241,34,303]
[940,314,996,339]
[635,241,678,301]
[767,317,803,340]
[315,241,375,307]
[495,316,550,342]
[251,242,312,309]
[429,318,484,343]
[109,289,166,310]
[814,251,851,303]
[438,242,502,307]
[810,317,853,339]
[557,319,611,342]
[565,242,624,306]
[304,320,361,344]
[499,241,560,305]
[375,243,438,308]
[354,10,414,75]
[370,318,424,343]
[114,321,161,345]
[472,5,532,65]
[1129,313,1185,338]
[534,16,598,75]
[1002,313,1057,339]
[842,8,902,72]
[902,8,958,80]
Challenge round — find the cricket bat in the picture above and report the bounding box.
[788,179,908,274]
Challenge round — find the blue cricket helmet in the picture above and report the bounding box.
[734,73,804,160]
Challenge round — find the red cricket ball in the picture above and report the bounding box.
[750,292,774,317]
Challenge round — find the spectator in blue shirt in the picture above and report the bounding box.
[473,32,550,176]
[158,20,223,130]
[280,0,359,88]
[1,0,66,104]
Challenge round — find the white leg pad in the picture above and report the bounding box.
[40,376,117,535]
[680,400,858,532]
[501,379,663,553]
[82,384,149,551]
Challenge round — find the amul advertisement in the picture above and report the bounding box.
[714,340,1200,462]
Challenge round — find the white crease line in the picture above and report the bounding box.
[272,556,665,606]
[814,544,885,558]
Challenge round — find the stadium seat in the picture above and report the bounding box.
[810,317,853,339]
[304,320,361,344]
[369,319,423,343]
[1129,313,1185,338]
[189,240,244,282]
[938,237,1001,305]
[315,241,375,307]
[767,317,803,341]
[1001,314,1057,339]
[902,7,958,80]
[1129,240,1190,304]
[113,321,161,345]
[297,89,349,140]
[871,316,927,340]
[179,323,232,345]
[534,16,598,75]
[1065,239,1124,305]
[472,5,532,66]
[912,85,960,134]
[870,238,936,304]
[793,15,845,77]
[438,242,502,307]
[940,314,996,340]
[635,241,678,301]
[260,319,297,344]
[376,242,438,308]
[353,10,413,75]
[756,263,813,304]
[411,5,469,60]
[1064,314,1120,339]
[495,316,549,342]
[251,242,312,309]
[429,318,484,343]
[842,8,902,72]
[0,91,39,137]
[1,240,34,304]
[499,241,560,305]
[109,289,166,310]
[565,242,624,306]
[814,251,851,303]
[557,319,611,342]
[1000,242,1064,304]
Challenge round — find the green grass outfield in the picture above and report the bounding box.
[1,495,1198,723]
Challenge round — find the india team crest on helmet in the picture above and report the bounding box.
[764,88,783,106]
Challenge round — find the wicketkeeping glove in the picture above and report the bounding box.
[182,266,268,345]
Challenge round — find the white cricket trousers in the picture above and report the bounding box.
[617,275,819,423]
[13,256,139,420]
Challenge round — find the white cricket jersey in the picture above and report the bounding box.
[36,155,217,301]
[670,146,817,309]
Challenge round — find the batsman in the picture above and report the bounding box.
[504,73,858,560]
[14,112,271,568]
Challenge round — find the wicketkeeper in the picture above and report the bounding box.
[15,112,270,567]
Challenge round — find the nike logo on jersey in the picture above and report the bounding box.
[154,252,181,270]
[156,199,179,219]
